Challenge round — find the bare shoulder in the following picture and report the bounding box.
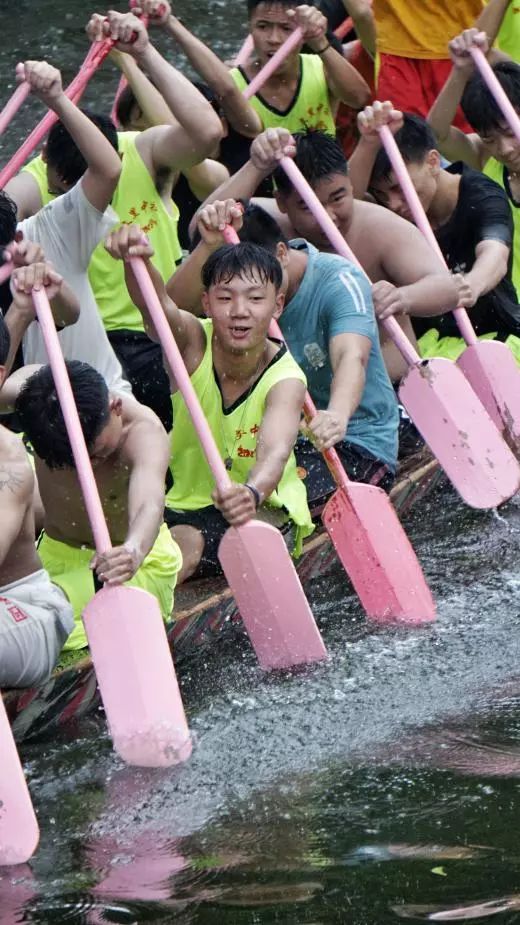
[0,429,34,498]
[120,397,169,459]
[354,199,412,234]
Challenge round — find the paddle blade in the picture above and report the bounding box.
[0,697,39,865]
[399,357,520,509]
[322,483,435,625]
[218,520,327,670]
[456,341,520,456]
[83,586,192,767]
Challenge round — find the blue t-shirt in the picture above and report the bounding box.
[280,240,399,471]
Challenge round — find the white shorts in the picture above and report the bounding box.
[0,569,74,688]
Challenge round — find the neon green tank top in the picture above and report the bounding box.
[22,133,183,333]
[497,3,520,62]
[230,54,336,134]
[165,319,314,553]
[483,156,520,298]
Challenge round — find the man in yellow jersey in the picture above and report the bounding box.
[105,224,313,584]
[7,11,223,432]
[14,361,182,651]
[373,0,484,131]
[428,29,520,300]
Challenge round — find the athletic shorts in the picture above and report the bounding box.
[377,55,473,133]
[417,329,520,365]
[0,569,74,688]
[38,523,183,651]
[295,436,395,509]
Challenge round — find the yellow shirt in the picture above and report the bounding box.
[374,0,485,59]
[497,2,520,62]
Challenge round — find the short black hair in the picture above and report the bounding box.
[46,110,119,187]
[15,361,110,469]
[238,202,289,252]
[462,61,520,135]
[247,0,299,14]
[0,191,18,248]
[202,241,283,290]
[115,84,139,130]
[0,311,10,366]
[273,130,346,194]
[370,113,438,184]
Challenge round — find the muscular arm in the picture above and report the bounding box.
[246,378,306,500]
[465,238,510,303]
[319,45,370,108]
[328,332,369,422]
[0,453,34,568]
[123,413,171,563]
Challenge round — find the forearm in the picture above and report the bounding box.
[247,446,291,501]
[465,241,510,300]
[51,94,120,182]
[349,137,380,199]
[476,0,511,45]
[321,47,370,107]
[114,52,176,126]
[342,0,376,57]
[192,160,267,233]
[49,281,80,328]
[125,493,164,561]
[3,306,31,377]
[167,240,215,313]
[136,43,222,147]
[404,273,459,317]
[328,354,366,424]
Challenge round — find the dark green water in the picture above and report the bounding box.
[3,3,520,922]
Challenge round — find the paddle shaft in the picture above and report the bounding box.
[220,223,351,492]
[31,288,112,553]
[0,39,115,190]
[470,45,520,147]
[0,82,30,137]
[129,258,232,493]
[234,14,353,68]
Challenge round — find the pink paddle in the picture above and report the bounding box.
[222,222,435,625]
[277,156,520,510]
[0,38,116,190]
[379,123,520,457]
[129,256,327,671]
[31,286,191,768]
[470,45,520,148]
[233,14,353,70]
[0,81,30,138]
[0,695,39,865]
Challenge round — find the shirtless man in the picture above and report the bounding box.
[105,225,313,583]
[14,358,182,652]
[0,272,74,688]
[193,127,461,381]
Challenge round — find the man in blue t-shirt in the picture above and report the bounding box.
[169,200,399,502]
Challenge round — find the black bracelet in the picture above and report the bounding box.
[316,42,330,55]
[245,482,261,509]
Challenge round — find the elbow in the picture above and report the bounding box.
[196,112,224,157]
[344,77,371,109]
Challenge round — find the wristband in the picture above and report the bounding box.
[245,482,261,509]
[316,42,330,55]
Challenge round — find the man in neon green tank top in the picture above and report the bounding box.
[105,225,313,583]
[427,29,520,304]
[7,11,223,432]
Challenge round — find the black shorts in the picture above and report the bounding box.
[108,329,172,432]
[295,437,395,509]
[164,505,229,579]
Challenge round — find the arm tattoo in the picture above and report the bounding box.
[0,465,24,494]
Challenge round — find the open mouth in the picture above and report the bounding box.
[229,325,251,339]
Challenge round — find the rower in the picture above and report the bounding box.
[14,362,182,652]
[104,224,314,584]
[172,199,399,504]
[191,127,460,383]
[354,104,520,364]
[0,269,74,688]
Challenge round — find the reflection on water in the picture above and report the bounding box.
[3,2,520,922]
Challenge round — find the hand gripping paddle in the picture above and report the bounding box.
[129,256,327,671]
[0,696,39,865]
[222,222,435,626]
[379,122,520,459]
[277,156,520,510]
[31,286,192,768]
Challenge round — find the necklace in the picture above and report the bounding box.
[216,348,268,471]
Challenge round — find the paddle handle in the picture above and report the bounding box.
[234,34,254,67]
[31,288,113,554]
[378,124,478,345]
[243,29,303,99]
[0,39,114,190]
[0,80,30,137]
[129,257,232,493]
[235,14,353,69]
[278,156,422,367]
[470,45,520,147]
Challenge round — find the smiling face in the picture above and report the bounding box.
[276,172,354,250]
[202,270,284,355]
[249,2,301,73]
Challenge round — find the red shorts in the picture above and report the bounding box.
[377,53,473,133]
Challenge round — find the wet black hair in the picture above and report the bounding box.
[202,241,283,290]
[247,0,300,13]
[0,191,18,247]
[0,311,10,367]
[15,361,110,469]
[46,110,119,187]
[462,61,520,136]
[238,201,289,251]
[273,130,347,194]
[370,113,438,184]
[115,84,140,130]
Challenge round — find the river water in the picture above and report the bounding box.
[2,2,520,923]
